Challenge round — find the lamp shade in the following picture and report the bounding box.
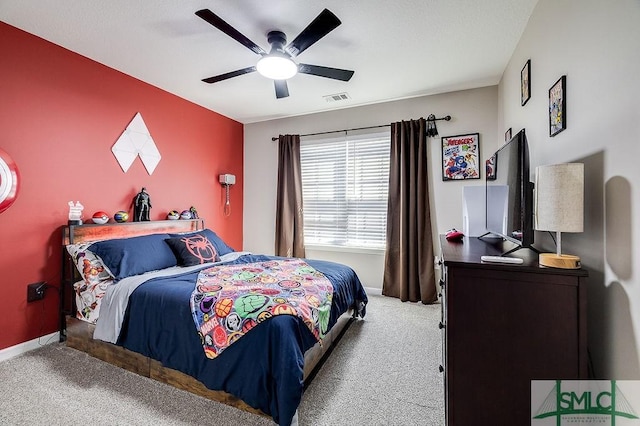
[534,163,584,232]
[535,163,584,269]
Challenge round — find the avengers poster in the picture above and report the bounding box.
[441,133,480,181]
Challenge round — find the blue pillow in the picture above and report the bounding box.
[169,229,235,256]
[88,233,177,280]
[165,234,220,266]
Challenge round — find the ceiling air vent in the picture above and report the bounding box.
[323,92,351,103]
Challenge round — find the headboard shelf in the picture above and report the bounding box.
[63,219,204,245]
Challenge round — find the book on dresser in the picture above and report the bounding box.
[439,235,588,426]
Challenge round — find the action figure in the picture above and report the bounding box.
[132,187,151,221]
[189,206,199,219]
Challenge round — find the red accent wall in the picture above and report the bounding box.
[0,23,244,350]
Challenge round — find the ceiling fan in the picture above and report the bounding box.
[195,8,355,99]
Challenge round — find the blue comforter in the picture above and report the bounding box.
[116,254,367,426]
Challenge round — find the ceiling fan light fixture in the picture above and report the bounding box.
[196,9,353,98]
[256,55,298,80]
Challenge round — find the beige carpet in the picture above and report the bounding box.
[0,294,444,425]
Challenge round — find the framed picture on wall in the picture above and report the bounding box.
[521,59,531,106]
[486,153,497,180]
[441,133,480,181]
[549,75,566,136]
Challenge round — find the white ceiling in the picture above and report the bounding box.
[1,0,538,124]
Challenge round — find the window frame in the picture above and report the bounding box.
[299,130,390,251]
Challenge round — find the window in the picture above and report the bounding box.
[300,131,390,250]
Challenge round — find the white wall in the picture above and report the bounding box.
[499,0,640,378]
[244,86,498,291]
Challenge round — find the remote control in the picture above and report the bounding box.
[480,255,524,264]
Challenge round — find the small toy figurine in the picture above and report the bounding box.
[132,187,151,221]
[189,206,199,219]
[68,201,84,225]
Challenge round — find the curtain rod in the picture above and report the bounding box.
[270,115,451,141]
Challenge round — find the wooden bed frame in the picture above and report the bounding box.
[59,219,355,418]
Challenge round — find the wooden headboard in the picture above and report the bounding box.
[63,218,205,245]
[59,219,205,340]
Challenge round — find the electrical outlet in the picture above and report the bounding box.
[27,282,46,302]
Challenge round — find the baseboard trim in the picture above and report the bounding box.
[364,286,382,296]
[0,332,59,363]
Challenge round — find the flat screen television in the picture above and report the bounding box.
[484,129,535,251]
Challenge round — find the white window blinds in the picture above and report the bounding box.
[300,131,390,249]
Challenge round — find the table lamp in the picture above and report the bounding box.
[534,163,584,269]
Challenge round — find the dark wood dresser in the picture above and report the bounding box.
[440,235,588,425]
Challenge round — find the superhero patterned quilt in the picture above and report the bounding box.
[116,254,367,426]
[191,258,334,359]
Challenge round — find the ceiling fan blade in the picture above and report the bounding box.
[196,9,266,56]
[202,66,257,84]
[298,64,354,81]
[285,9,341,57]
[274,80,289,98]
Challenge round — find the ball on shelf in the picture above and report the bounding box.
[167,210,179,220]
[114,210,129,223]
[180,210,192,220]
[91,211,110,224]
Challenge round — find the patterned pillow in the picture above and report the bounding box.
[165,234,220,266]
[66,243,113,285]
[73,278,112,324]
[168,229,235,256]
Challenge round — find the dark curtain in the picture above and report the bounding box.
[275,134,306,258]
[382,119,437,303]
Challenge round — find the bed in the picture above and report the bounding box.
[59,219,367,426]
